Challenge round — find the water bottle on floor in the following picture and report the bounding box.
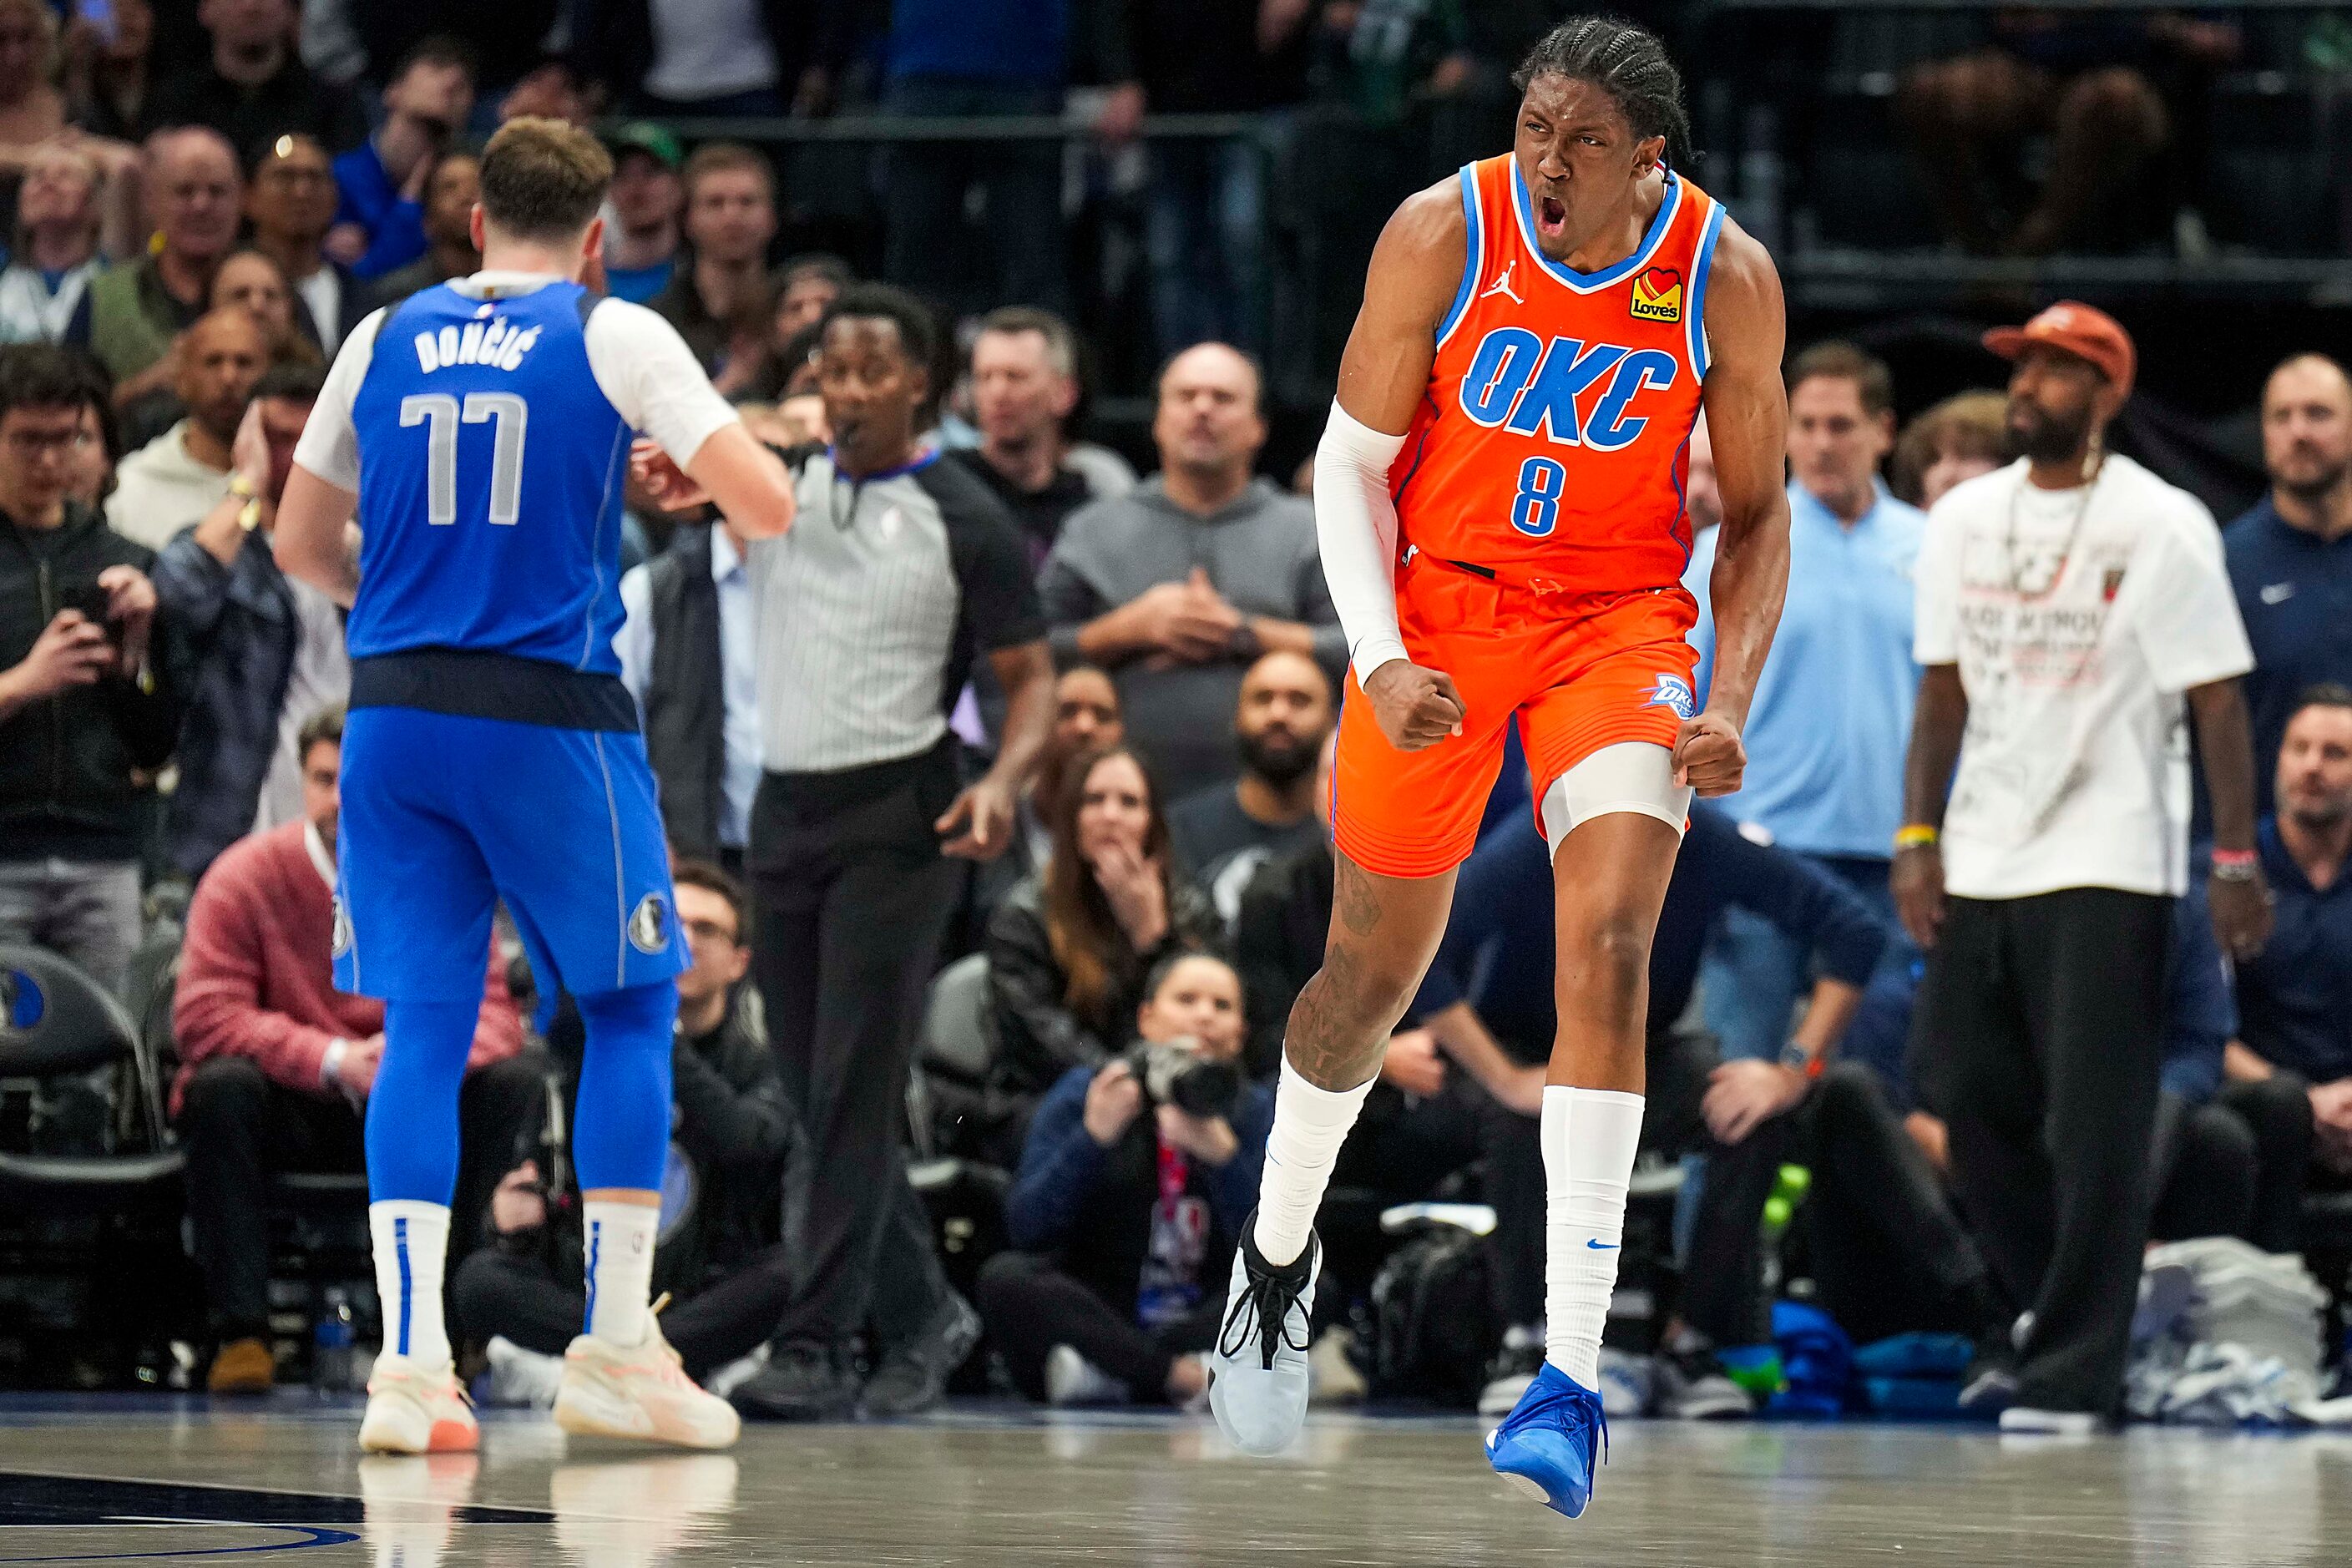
[1758,1163,1812,1304]
[313,1287,356,1393]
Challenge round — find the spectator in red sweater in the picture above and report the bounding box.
[173,703,539,1395]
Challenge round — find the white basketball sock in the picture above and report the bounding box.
[584,1200,660,1348]
[1252,1060,1375,1267]
[1541,1085,1644,1388]
[370,1201,451,1370]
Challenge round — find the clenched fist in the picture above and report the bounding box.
[1672,710,1747,797]
[1363,660,1466,751]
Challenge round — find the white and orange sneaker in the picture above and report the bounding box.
[358,1356,479,1454]
[554,1319,741,1450]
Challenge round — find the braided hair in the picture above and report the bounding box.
[1514,16,1693,171]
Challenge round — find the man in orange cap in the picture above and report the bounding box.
[1893,299,2271,1433]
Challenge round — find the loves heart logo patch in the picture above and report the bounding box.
[1629,266,1683,323]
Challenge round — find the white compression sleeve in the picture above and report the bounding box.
[1312,401,1410,685]
[1542,1086,1644,1388]
[1253,1060,1377,1267]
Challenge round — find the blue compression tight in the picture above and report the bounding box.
[365,997,478,1204]
[364,980,677,1202]
[571,979,677,1193]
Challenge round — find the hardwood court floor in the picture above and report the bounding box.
[1,1395,2347,1565]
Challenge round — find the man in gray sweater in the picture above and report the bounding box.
[1039,343,1343,799]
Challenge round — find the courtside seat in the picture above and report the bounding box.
[0,945,184,1217]
[910,953,998,1165]
[910,954,1012,1307]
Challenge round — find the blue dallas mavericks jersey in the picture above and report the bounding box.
[326,276,693,1004]
[347,279,632,675]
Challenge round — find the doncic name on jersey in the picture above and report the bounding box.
[412,305,544,374]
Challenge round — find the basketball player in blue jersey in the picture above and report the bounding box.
[273,119,797,1454]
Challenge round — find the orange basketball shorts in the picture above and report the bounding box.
[1332,558,1701,879]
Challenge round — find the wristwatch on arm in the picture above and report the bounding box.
[1778,1039,1824,1080]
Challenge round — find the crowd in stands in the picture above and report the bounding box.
[1,2,2350,1431]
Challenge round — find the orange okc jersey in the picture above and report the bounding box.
[1330,157,1728,879]
[1393,155,1727,593]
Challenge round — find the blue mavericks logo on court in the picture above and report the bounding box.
[628,893,671,955]
[1644,672,1696,720]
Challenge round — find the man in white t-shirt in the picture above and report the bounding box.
[1893,302,2273,1434]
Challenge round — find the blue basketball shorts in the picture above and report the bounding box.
[334,706,687,1003]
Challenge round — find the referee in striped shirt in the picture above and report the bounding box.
[652,284,1054,1417]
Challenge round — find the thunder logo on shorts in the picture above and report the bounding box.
[1644,671,1697,720]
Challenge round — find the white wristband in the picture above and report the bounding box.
[321,1038,348,1089]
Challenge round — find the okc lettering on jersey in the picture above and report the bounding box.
[1455,326,1679,453]
[412,316,543,375]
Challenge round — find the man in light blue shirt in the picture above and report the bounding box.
[1686,341,1926,1060]
[616,523,762,875]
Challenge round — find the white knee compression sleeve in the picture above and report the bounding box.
[1540,741,1693,857]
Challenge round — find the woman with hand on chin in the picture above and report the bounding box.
[984,743,1227,1156]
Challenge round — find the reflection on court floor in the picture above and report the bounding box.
[1,1396,2348,1565]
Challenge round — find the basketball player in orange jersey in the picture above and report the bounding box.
[1206,18,1790,1520]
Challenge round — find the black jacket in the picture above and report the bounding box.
[144,58,367,169]
[662,996,800,1292]
[291,262,373,357]
[983,872,1227,1110]
[0,507,184,861]
[640,528,727,863]
[1233,834,1332,1081]
[1006,1062,1273,1315]
[513,990,799,1299]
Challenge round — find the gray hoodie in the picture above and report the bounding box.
[1039,476,1344,800]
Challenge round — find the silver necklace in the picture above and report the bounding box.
[2001,451,2105,599]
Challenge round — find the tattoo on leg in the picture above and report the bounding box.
[1288,921,1392,1090]
[1283,858,1426,1092]
[1334,855,1384,938]
[1285,962,1386,1091]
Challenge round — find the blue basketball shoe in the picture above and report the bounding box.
[1207,1212,1318,1455]
[1485,1362,1608,1520]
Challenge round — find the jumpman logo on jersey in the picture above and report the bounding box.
[1481,260,1523,306]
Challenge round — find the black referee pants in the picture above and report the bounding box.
[1914,888,2172,1417]
[750,744,962,1349]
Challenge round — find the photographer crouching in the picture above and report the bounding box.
[977,951,1273,1406]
